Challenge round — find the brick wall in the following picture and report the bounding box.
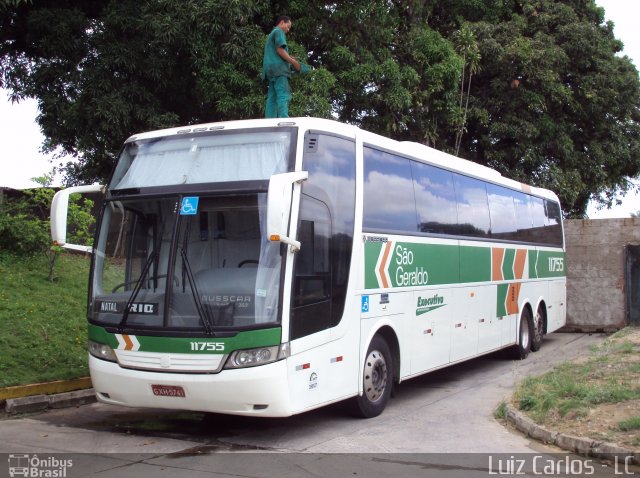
[564,218,640,331]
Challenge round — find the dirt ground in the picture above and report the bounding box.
[549,399,640,449]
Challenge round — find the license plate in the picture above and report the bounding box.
[151,384,185,397]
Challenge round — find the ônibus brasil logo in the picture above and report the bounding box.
[8,454,73,477]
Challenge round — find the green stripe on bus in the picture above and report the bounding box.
[88,324,282,354]
[535,251,566,278]
[460,245,490,283]
[364,241,384,289]
[529,250,539,278]
[365,241,565,290]
[497,283,509,317]
[502,248,516,281]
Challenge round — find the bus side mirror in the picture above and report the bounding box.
[51,184,104,253]
[267,171,308,252]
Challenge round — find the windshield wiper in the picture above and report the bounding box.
[118,251,158,331]
[180,248,215,336]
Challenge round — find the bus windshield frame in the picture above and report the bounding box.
[88,127,297,336]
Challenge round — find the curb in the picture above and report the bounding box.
[4,389,97,414]
[0,377,92,401]
[504,404,640,464]
[1,378,95,415]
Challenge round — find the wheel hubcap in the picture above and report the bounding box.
[363,350,387,403]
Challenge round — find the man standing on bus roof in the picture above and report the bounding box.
[262,15,309,118]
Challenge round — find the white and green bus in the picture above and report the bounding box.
[51,117,565,418]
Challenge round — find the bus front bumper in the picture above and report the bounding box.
[88,354,292,417]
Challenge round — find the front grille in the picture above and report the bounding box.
[115,350,226,373]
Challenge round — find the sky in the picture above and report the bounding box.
[0,1,639,218]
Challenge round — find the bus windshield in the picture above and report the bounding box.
[110,130,293,190]
[90,193,283,332]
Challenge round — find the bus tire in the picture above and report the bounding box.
[531,305,545,352]
[511,308,532,360]
[352,335,392,418]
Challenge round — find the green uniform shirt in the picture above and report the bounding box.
[262,27,291,79]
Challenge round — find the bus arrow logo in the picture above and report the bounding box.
[375,241,393,288]
[115,334,140,351]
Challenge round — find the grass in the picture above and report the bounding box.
[0,251,91,387]
[512,328,640,425]
[494,401,508,419]
[618,417,640,432]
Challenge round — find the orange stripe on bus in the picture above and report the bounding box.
[514,249,527,280]
[492,248,505,281]
[379,241,393,289]
[123,334,134,351]
[506,283,522,315]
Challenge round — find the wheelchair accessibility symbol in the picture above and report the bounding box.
[180,197,199,215]
[361,296,370,313]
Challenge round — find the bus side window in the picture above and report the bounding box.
[544,199,564,247]
[453,174,490,237]
[412,161,457,235]
[293,196,331,307]
[530,196,546,227]
[513,191,532,241]
[487,183,518,241]
[291,133,356,340]
[363,148,417,234]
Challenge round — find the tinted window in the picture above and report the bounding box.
[293,196,331,308]
[513,191,532,239]
[361,144,563,247]
[530,196,547,229]
[291,134,356,339]
[412,162,458,235]
[544,200,564,246]
[454,175,490,237]
[363,148,417,233]
[487,184,517,239]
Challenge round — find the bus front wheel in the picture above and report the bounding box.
[352,335,392,418]
[511,308,533,360]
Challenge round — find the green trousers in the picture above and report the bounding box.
[265,76,291,118]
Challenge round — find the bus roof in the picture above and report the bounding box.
[126,117,560,204]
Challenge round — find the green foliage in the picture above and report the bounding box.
[2,1,640,216]
[0,187,94,280]
[494,400,508,419]
[0,251,90,387]
[458,0,640,216]
[618,416,640,432]
[0,188,55,255]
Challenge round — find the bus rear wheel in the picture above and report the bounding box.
[352,335,392,418]
[531,305,545,352]
[511,308,533,360]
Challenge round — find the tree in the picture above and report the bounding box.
[0,185,94,280]
[292,0,463,146]
[0,1,334,185]
[457,0,640,216]
[2,0,639,217]
[452,24,481,156]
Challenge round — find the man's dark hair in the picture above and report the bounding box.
[276,15,291,25]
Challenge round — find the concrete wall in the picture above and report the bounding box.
[564,218,640,331]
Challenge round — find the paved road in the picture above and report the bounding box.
[2,331,629,477]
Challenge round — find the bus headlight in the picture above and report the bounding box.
[89,340,118,363]
[224,343,289,369]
